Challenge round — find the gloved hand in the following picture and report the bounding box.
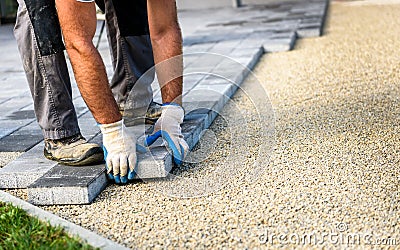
[99,120,137,184]
[145,103,189,165]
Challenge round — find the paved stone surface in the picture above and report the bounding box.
[0,111,96,189]
[27,164,108,205]
[0,0,329,205]
[181,0,329,52]
[0,142,53,189]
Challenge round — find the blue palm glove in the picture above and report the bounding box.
[99,120,137,184]
[145,103,189,165]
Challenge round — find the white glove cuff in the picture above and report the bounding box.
[99,120,124,135]
[161,105,185,123]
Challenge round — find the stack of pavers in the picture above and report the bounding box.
[0,0,329,205]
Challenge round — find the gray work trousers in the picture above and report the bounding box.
[13,0,155,140]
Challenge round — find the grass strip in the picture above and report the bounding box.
[0,202,96,250]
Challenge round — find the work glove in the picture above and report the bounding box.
[145,103,189,165]
[99,120,137,184]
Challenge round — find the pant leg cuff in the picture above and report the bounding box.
[42,127,81,140]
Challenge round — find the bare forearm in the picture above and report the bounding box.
[151,30,183,105]
[148,0,183,105]
[56,0,121,125]
[68,48,122,124]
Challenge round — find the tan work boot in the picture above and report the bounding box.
[145,101,163,124]
[44,134,103,166]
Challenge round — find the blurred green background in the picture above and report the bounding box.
[0,0,17,24]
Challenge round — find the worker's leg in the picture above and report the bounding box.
[13,0,80,140]
[98,0,155,112]
[147,0,183,105]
